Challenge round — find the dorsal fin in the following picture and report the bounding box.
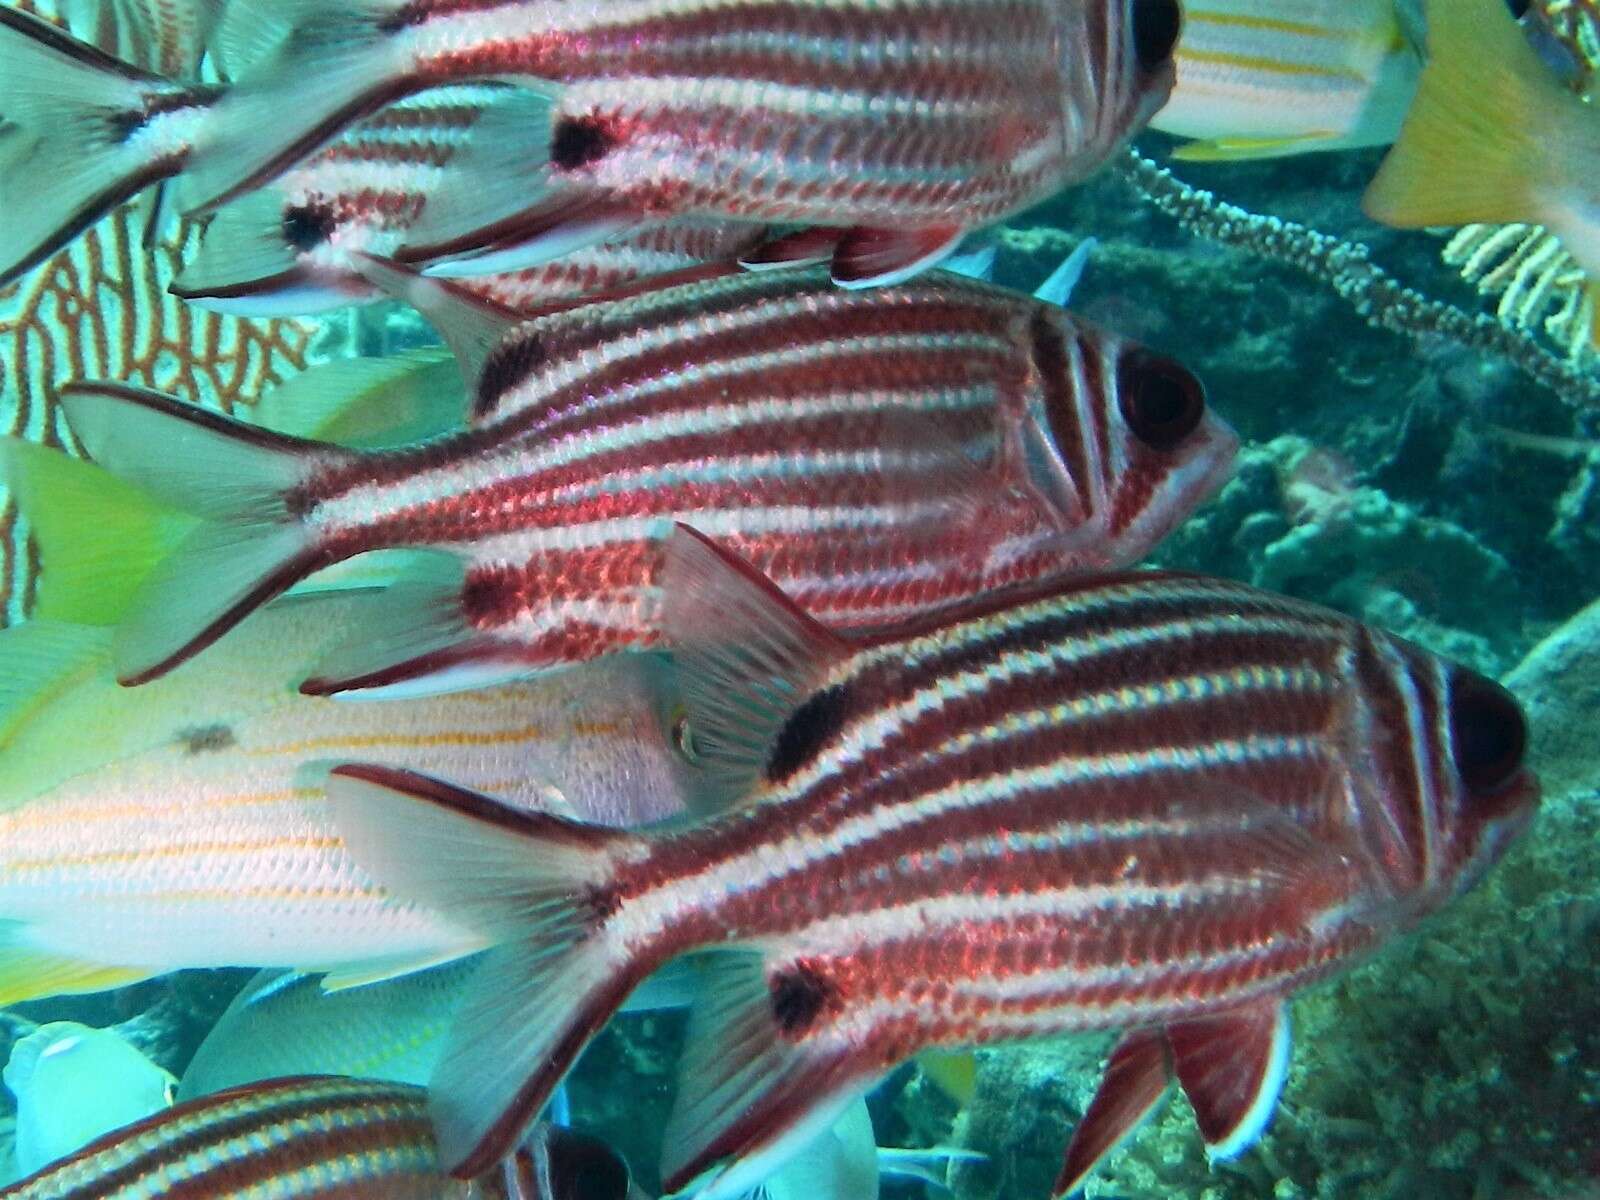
[658,525,854,808]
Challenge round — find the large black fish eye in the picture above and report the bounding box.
[1448,672,1528,799]
[1131,0,1182,71]
[1117,348,1206,450]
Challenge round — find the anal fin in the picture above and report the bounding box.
[739,228,843,271]
[1166,1000,1290,1161]
[831,224,964,289]
[0,940,155,1007]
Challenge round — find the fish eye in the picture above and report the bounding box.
[671,709,702,764]
[1117,348,1206,450]
[1448,672,1528,801]
[1131,0,1182,72]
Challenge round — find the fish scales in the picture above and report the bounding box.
[178,0,1175,285]
[346,0,1113,225]
[323,546,1535,1187]
[0,1075,597,1200]
[70,265,1236,692]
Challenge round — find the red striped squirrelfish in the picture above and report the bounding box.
[324,526,1538,1195]
[0,11,764,308]
[63,263,1238,697]
[173,0,1182,287]
[0,1074,632,1200]
[170,83,766,317]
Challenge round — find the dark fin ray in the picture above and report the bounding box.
[177,0,415,213]
[351,254,522,393]
[659,951,879,1200]
[658,524,854,808]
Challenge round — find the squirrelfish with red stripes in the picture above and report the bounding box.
[63,263,1237,697]
[170,83,766,316]
[323,527,1538,1196]
[0,1074,632,1200]
[171,0,1181,287]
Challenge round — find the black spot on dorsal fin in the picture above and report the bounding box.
[550,115,618,171]
[177,723,236,755]
[476,332,548,416]
[764,684,850,785]
[769,961,836,1037]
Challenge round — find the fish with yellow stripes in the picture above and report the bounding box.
[0,442,703,1006]
[1153,0,1422,161]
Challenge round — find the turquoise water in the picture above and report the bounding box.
[0,5,1597,1199]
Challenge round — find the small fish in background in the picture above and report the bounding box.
[0,1074,636,1200]
[2,1023,175,1182]
[324,525,1538,1194]
[62,263,1236,696]
[1152,0,1422,161]
[173,0,1180,287]
[1364,0,1600,282]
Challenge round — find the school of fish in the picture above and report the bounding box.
[0,0,1561,1198]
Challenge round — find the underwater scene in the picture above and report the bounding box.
[0,0,1596,1197]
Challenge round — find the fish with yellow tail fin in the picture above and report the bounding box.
[1154,0,1422,161]
[0,430,705,1006]
[1364,0,1600,280]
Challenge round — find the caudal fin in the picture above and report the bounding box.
[0,8,209,286]
[57,383,355,685]
[1363,0,1577,232]
[324,764,654,1178]
[176,0,413,214]
[0,440,192,626]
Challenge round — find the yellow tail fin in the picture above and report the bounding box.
[1363,0,1568,229]
[0,441,193,626]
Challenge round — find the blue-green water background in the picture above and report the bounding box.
[1,124,1597,1199]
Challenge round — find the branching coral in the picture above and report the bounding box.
[1118,151,1600,411]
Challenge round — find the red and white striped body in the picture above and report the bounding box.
[65,264,1237,692]
[180,0,1179,283]
[326,552,1537,1191]
[179,85,765,315]
[280,266,1237,692]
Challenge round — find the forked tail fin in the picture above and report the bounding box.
[176,0,417,213]
[57,382,358,685]
[324,764,654,1178]
[0,7,213,287]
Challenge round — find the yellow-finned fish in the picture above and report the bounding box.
[1365,0,1600,284]
[1153,0,1422,161]
[0,437,702,1007]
